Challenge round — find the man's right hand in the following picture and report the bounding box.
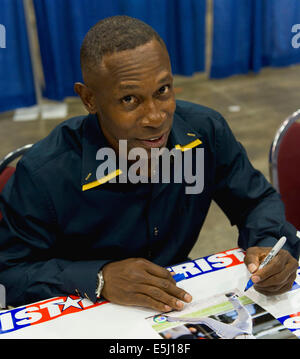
[101,258,193,312]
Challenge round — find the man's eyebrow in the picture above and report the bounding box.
[118,83,140,91]
[118,74,173,91]
[158,74,173,84]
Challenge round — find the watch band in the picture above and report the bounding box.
[95,270,105,298]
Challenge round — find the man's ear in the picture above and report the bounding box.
[74,82,97,114]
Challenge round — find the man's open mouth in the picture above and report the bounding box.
[137,132,168,148]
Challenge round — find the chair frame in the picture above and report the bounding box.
[0,144,33,174]
[269,109,300,192]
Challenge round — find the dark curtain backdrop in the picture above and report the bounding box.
[210,0,300,78]
[33,0,206,101]
[0,0,36,112]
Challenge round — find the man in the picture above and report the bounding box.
[0,16,299,311]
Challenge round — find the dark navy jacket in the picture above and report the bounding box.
[0,100,299,306]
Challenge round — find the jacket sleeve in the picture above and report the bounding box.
[212,115,300,260]
[0,160,109,307]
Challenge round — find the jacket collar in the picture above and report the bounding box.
[81,113,117,191]
[81,110,203,192]
[167,111,203,151]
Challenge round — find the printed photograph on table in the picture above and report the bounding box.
[146,289,298,339]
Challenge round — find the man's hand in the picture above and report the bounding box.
[101,258,192,312]
[244,247,298,295]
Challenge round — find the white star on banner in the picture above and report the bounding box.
[56,296,83,312]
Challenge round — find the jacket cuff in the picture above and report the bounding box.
[255,236,278,248]
[58,260,110,303]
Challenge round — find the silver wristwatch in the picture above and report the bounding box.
[95,270,105,298]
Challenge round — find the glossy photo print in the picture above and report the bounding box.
[146,289,298,339]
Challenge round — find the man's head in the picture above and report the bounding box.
[79,15,167,80]
[75,16,176,157]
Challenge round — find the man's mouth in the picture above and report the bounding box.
[137,132,168,148]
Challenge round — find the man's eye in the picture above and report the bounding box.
[158,85,170,95]
[122,95,136,104]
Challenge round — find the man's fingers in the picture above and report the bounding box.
[251,252,286,283]
[132,293,173,312]
[145,273,192,302]
[254,266,297,290]
[254,271,296,295]
[247,263,258,274]
[136,284,188,310]
[244,247,267,274]
[244,255,260,274]
[251,253,297,295]
[144,260,176,283]
[139,259,193,306]
[251,250,297,284]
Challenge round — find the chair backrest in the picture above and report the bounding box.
[269,110,300,230]
[0,144,33,174]
[0,144,33,221]
[0,166,15,193]
[0,167,15,221]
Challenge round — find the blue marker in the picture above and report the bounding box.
[244,236,287,291]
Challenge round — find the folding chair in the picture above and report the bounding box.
[269,110,300,230]
[0,144,33,220]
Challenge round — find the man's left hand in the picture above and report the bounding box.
[244,246,299,295]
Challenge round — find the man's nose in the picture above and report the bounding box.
[141,101,165,127]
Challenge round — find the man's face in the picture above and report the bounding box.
[82,39,176,158]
